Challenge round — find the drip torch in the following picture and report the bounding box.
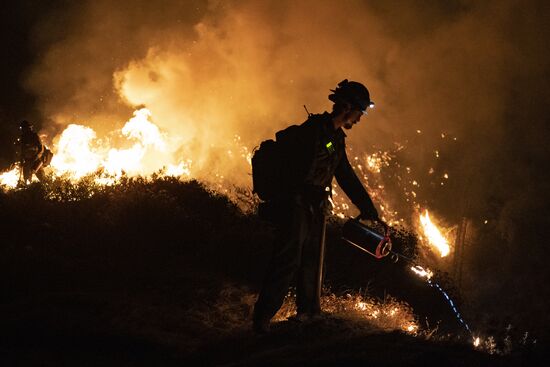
[341,217,472,335]
[341,217,393,259]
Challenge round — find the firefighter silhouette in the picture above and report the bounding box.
[253,80,381,334]
[17,120,52,184]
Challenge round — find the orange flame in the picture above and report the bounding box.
[419,209,450,257]
[49,108,191,183]
[410,265,434,279]
[0,167,20,189]
[1,108,197,190]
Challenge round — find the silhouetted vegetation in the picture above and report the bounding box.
[0,178,543,365]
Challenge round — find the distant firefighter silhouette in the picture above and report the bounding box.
[251,79,382,334]
[16,120,52,184]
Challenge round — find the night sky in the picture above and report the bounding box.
[1,0,550,337]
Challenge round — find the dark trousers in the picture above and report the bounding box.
[254,196,325,322]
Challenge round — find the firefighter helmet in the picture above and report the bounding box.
[329,79,375,114]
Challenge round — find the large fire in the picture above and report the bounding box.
[51,108,191,182]
[0,108,191,189]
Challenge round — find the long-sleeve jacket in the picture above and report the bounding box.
[275,112,379,219]
[19,130,44,161]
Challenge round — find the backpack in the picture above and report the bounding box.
[251,139,284,201]
[252,118,318,201]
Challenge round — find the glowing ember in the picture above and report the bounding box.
[332,150,401,225]
[365,151,391,173]
[275,292,419,335]
[406,324,418,333]
[419,209,450,257]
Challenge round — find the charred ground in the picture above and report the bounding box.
[0,178,544,366]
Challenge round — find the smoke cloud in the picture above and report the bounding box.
[24,0,550,330]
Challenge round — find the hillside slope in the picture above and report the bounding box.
[0,179,541,366]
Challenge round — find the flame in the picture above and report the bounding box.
[473,337,481,347]
[410,265,434,280]
[121,108,165,150]
[273,291,419,335]
[419,209,450,257]
[1,107,198,191]
[51,124,101,179]
[0,167,20,189]
[47,108,192,184]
